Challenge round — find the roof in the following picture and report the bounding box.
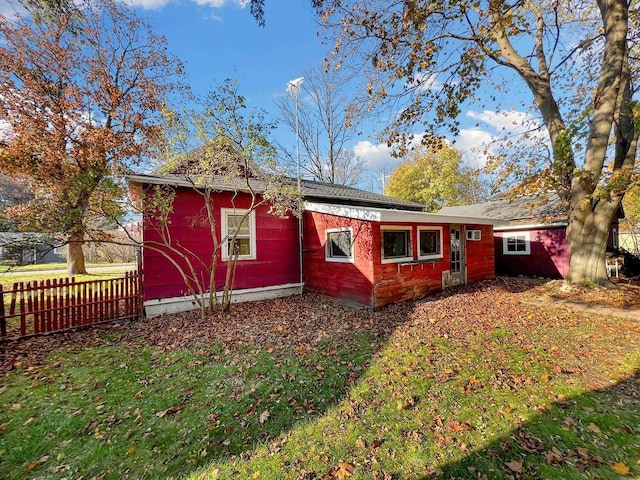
[305,202,508,226]
[128,173,425,211]
[437,193,568,227]
[0,232,58,246]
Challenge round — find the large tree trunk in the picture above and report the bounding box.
[67,232,87,276]
[565,196,618,284]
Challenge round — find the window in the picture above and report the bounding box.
[418,226,443,260]
[221,208,256,261]
[326,228,354,262]
[503,232,531,255]
[466,230,481,241]
[381,226,413,263]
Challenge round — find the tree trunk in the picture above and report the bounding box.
[566,200,615,284]
[67,232,87,276]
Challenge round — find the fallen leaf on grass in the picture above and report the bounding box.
[610,462,630,476]
[258,409,270,424]
[514,428,547,453]
[331,461,354,479]
[155,406,183,418]
[546,447,564,464]
[504,460,523,473]
[26,455,49,471]
[447,419,473,432]
[587,422,601,434]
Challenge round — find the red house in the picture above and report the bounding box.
[129,173,505,316]
[303,203,501,308]
[439,194,622,279]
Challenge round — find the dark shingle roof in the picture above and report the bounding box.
[299,179,423,210]
[438,193,567,225]
[128,173,425,212]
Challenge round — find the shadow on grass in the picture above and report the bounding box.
[423,370,640,479]
[0,293,408,479]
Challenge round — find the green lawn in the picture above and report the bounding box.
[0,262,135,274]
[0,281,638,479]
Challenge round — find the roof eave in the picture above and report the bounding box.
[304,202,509,226]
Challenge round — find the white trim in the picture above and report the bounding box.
[221,208,257,261]
[381,225,413,264]
[495,222,567,231]
[304,202,508,226]
[144,283,304,318]
[502,231,531,255]
[417,226,444,260]
[325,227,355,263]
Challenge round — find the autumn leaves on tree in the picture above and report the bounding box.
[0,0,183,275]
[312,0,638,283]
[384,145,483,212]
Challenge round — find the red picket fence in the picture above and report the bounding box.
[0,271,142,340]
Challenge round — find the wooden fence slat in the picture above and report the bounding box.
[45,279,52,332]
[29,282,38,335]
[19,282,26,337]
[52,279,59,331]
[0,284,5,337]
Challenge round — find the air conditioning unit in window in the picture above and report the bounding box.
[466,230,481,241]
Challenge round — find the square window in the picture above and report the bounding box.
[221,208,256,261]
[381,227,413,263]
[418,227,443,260]
[503,232,531,255]
[326,228,353,262]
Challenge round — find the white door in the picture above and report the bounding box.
[450,226,465,286]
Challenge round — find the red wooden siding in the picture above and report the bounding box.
[303,211,375,306]
[142,188,299,301]
[495,226,568,279]
[304,214,497,308]
[464,225,497,284]
[371,223,452,308]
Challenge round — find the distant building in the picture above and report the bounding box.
[439,193,622,279]
[0,232,65,265]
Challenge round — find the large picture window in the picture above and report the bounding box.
[381,226,413,263]
[326,228,354,262]
[503,232,531,255]
[418,226,443,260]
[221,208,256,261]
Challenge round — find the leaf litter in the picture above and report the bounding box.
[1,278,639,478]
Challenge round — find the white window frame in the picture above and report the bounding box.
[502,231,531,255]
[221,208,257,261]
[381,225,413,264]
[325,227,354,263]
[417,226,444,260]
[466,229,482,241]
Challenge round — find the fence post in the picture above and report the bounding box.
[0,285,5,337]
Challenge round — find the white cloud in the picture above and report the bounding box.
[121,0,248,10]
[353,140,402,172]
[455,127,496,169]
[193,0,249,8]
[466,109,543,137]
[412,73,443,92]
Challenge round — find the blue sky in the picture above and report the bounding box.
[129,0,544,186]
[0,0,543,191]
